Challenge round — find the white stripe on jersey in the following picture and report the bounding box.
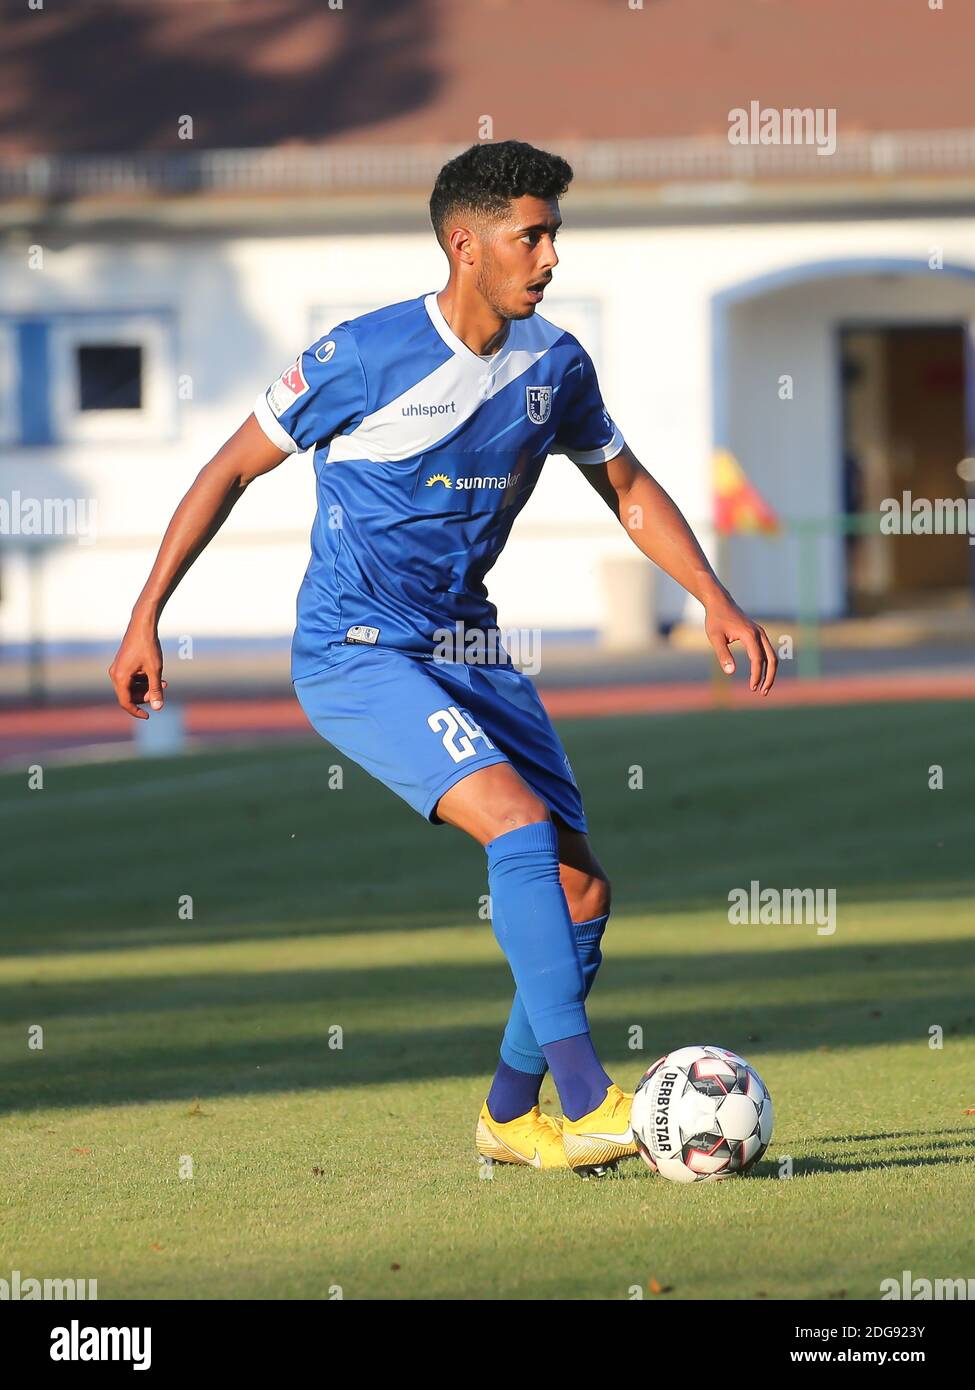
[563,424,626,466]
[253,388,299,454]
[326,295,566,464]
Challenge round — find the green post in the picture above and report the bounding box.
[796,521,821,680]
[27,547,47,705]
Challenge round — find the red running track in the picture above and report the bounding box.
[1,670,973,760]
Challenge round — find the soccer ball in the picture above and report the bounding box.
[631,1045,773,1183]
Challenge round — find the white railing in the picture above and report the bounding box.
[5,129,975,200]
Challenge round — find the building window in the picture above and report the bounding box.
[77,344,143,411]
[48,313,176,444]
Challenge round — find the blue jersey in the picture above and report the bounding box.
[253,291,625,680]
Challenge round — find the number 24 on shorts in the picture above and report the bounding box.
[428,705,496,763]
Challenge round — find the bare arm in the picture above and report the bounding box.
[578,445,777,694]
[108,414,290,717]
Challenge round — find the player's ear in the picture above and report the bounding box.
[449,224,476,265]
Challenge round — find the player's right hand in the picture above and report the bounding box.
[108,621,167,718]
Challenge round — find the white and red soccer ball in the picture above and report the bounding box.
[631,1045,773,1183]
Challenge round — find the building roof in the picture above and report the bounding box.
[2,0,973,158]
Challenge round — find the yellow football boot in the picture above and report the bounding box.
[475,1101,569,1170]
[561,1083,639,1177]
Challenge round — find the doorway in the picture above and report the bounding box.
[840,325,971,613]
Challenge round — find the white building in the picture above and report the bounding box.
[3,0,975,661]
[3,163,975,659]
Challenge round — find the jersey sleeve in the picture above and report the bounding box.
[252,325,367,454]
[552,346,625,466]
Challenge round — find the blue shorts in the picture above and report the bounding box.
[293,644,587,833]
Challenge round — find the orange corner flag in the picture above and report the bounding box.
[713,449,780,535]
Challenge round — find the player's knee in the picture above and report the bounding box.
[488,794,551,839]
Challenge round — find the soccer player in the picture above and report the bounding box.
[109,141,777,1176]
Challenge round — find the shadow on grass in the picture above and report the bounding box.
[757,1146,975,1178]
[3,702,974,957]
[2,937,973,1117]
[538,1132,975,1183]
[2,702,974,1146]
[3,876,975,960]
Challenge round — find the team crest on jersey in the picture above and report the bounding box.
[526,385,552,425]
[267,357,310,418]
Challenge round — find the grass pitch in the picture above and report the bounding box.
[1,700,973,1300]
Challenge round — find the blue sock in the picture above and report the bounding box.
[485,823,608,1123]
[491,915,609,1122]
[543,1033,612,1122]
[486,1057,545,1124]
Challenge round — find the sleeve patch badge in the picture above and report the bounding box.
[267,357,310,418]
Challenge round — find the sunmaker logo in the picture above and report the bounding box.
[424,472,516,491]
[455,473,516,490]
[403,401,457,417]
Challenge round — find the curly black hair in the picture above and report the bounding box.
[429,140,573,251]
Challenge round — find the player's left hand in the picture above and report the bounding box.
[704,596,777,695]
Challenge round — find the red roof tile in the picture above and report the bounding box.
[1,0,972,159]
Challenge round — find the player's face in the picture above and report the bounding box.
[475,195,561,321]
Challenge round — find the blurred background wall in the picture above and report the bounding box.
[1,0,974,704]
